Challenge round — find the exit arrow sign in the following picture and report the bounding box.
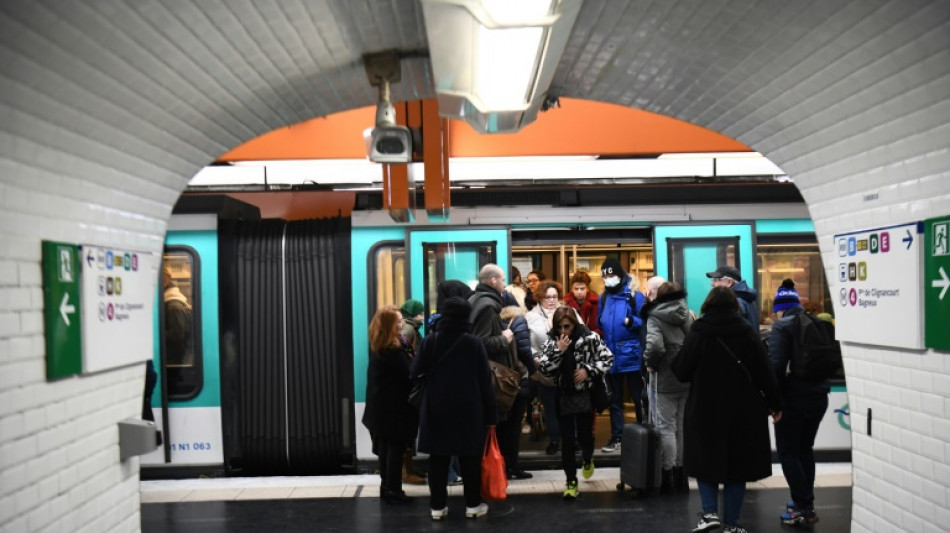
[42,241,82,379]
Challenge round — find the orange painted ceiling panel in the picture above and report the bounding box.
[217,98,749,161]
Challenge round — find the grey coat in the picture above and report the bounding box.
[642,291,693,393]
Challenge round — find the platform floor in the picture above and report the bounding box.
[141,464,851,532]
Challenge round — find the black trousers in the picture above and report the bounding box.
[427,454,482,509]
[775,393,828,507]
[498,393,530,473]
[375,437,407,493]
[559,410,595,482]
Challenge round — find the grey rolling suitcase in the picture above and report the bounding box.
[616,377,662,497]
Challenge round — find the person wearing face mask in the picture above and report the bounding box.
[598,258,647,453]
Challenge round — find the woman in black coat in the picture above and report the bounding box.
[411,297,498,521]
[361,305,419,504]
[672,287,782,533]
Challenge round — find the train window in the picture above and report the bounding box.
[667,237,739,314]
[162,247,202,400]
[372,243,407,311]
[422,242,495,319]
[757,238,831,321]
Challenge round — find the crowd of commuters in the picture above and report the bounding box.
[360,260,833,532]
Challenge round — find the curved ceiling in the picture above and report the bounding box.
[218,98,750,161]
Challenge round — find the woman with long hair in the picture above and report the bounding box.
[672,287,782,533]
[539,306,613,500]
[361,305,418,504]
[526,280,565,455]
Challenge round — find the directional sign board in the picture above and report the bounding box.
[42,241,83,379]
[924,215,950,350]
[80,245,157,373]
[834,222,924,349]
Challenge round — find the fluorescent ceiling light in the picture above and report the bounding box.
[421,0,582,133]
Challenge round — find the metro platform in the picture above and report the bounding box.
[141,463,851,532]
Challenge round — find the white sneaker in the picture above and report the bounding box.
[465,502,488,518]
[431,507,448,520]
[601,439,621,453]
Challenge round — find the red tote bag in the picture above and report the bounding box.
[480,426,508,501]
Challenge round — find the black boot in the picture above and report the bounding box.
[660,468,673,494]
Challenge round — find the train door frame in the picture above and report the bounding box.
[654,223,756,315]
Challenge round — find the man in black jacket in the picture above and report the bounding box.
[468,265,530,479]
[767,279,828,526]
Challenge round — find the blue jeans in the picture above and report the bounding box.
[775,392,828,508]
[697,479,746,526]
[608,371,644,441]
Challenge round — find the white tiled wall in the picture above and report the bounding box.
[1,1,949,532]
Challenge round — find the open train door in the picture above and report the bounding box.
[653,224,756,316]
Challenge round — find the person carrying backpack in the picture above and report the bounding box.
[767,279,833,526]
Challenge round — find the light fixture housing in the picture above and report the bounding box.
[421,0,581,133]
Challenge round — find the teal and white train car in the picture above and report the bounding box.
[142,187,851,478]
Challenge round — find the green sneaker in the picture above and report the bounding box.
[582,460,595,479]
[563,480,579,499]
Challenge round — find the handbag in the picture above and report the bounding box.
[558,390,593,416]
[488,360,520,411]
[590,373,614,413]
[480,426,508,501]
[408,335,463,408]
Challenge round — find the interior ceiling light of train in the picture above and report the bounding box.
[188,152,789,192]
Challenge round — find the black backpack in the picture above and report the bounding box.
[789,313,842,380]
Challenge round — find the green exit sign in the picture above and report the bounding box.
[924,216,950,351]
[42,241,82,380]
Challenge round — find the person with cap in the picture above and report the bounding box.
[398,298,427,485]
[706,265,759,329]
[767,279,830,526]
[597,258,647,452]
[411,296,498,520]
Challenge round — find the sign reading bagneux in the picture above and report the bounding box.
[833,222,924,349]
[80,245,157,373]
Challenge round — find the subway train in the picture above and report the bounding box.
[140,183,851,478]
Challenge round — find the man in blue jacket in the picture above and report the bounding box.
[706,265,759,328]
[598,258,646,452]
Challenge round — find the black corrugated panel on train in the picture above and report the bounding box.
[285,218,353,474]
[218,217,353,476]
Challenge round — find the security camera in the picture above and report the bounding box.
[366,94,412,164]
[369,126,412,164]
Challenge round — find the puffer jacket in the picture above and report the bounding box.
[539,324,613,392]
[500,305,537,375]
[642,289,693,393]
[598,279,645,373]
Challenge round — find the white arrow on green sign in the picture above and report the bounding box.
[42,241,82,379]
[924,217,950,350]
